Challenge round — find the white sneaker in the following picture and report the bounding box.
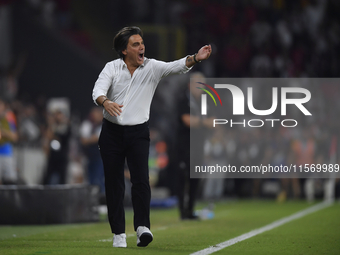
[113,233,127,248]
[136,226,153,247]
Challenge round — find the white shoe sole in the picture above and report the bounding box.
[113,244,127,248]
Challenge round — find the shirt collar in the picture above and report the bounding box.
[120,58,146,69]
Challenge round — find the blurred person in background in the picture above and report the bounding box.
[203,126,227,201]
[0,97,18,184]
[176,72,215,220]
[80,106,105,199]
[92,26,211,248]
[278,127,316,202]
[43,109,71,185]
[0,54,27,103]
[17,103,42,147]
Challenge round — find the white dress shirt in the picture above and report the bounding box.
[92,56,192,125]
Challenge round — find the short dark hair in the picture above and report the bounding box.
[113,26,143,59]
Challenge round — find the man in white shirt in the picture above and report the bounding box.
[92,26,211,248]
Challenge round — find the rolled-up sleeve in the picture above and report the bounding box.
[92,62,114,105]
[151,56,192,81]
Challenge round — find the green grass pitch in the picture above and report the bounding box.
[0,200,339,255]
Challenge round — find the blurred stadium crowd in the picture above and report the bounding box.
[0,0,340,201]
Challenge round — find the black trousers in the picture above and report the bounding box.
[177,157,200,218]
[44,158,67,185]
[177,144,199,219]
[98,119,151,234]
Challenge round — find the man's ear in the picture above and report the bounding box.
[122,49,127,56]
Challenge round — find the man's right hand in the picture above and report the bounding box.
[103,100,123,117]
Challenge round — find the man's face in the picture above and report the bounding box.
[122,34,145,67]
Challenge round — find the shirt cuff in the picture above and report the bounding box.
[92,91,104,106]
[182,55,193,73]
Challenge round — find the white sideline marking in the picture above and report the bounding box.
[190,200,333,255]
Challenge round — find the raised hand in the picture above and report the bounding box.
[196,45,212,62]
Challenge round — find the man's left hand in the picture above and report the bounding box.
[196,45,212,62]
